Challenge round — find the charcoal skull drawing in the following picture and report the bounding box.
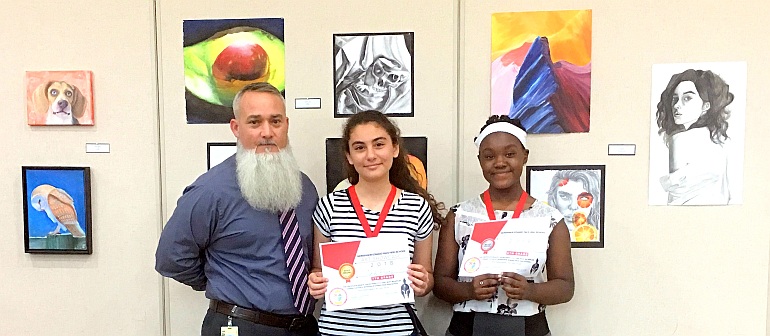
[334,34,413,116]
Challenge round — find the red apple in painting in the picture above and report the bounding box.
[577,192,594,208]
[212,42,269,82]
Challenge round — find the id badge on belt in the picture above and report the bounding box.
[221,316,238,336]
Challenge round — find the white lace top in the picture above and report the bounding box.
[451,196,563,316]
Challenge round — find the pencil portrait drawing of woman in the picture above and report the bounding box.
[654,68,733,205]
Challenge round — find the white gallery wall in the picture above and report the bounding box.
[0,0,163,335]
[2,0,770,335]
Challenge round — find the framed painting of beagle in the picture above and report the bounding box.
[26,71,94,126]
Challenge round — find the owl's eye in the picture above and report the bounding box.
[184,26,285,106]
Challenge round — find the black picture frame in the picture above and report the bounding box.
[526,165,605,248]
[207,142,237,170]
[22,166,92,254]
[325,137,427,193]
[333,32,415,118]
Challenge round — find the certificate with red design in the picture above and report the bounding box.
[458,218,550,277]
[320,236,413,311]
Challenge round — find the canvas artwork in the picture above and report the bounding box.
[648,62,746,206]
[527,165,604,248]
[22,167,92,254]
[26,71,94,126]
[333,32,414,118]
[325,137,426,193]
[207,142,236,170]
[491,10,592,133]
[184,18,285,124]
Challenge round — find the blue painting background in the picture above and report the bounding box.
[25,169,87,237]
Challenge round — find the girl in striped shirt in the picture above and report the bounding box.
[308,110,444,335]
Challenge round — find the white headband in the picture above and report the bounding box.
[474,122,527,148]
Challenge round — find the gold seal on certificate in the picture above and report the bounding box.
[339,263,355,282]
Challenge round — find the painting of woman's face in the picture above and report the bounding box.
[553,179,595,227]
[672,81,709,128]
[528,165,605,247]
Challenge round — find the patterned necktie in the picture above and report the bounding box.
[279,209,314,315]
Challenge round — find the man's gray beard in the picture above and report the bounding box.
[235,143,303,213]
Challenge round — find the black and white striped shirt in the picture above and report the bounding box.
[313,189,433,336]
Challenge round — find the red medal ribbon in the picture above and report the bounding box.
[348,184,397,238]
[482,189,528,220]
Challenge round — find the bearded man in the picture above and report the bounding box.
[155,82,319,336]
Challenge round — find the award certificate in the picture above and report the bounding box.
[320,236,413,311]
[458,217,550,277]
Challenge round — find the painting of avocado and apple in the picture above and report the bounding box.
[184,18,285,124]
[491,10,592,133]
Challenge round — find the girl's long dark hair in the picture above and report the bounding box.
[342,110,445,228]
[655,69,732,146]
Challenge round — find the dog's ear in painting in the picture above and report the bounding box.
[69,84,86,119]
[31,81,53,116]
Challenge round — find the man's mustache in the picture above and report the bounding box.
[255,140,278,153]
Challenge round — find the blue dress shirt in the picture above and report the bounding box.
[155,155,318,315]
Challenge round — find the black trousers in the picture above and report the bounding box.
[201,309,318,336]
[446,311,550,336]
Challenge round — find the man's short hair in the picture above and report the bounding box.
[232,82,284,118]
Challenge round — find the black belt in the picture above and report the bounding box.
[209,299,309,331]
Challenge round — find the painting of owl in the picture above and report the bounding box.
[23,166,91,254]
[30,184,85,237]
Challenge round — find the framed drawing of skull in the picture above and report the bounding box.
[22,166,92,254]
[333,32,414,118]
